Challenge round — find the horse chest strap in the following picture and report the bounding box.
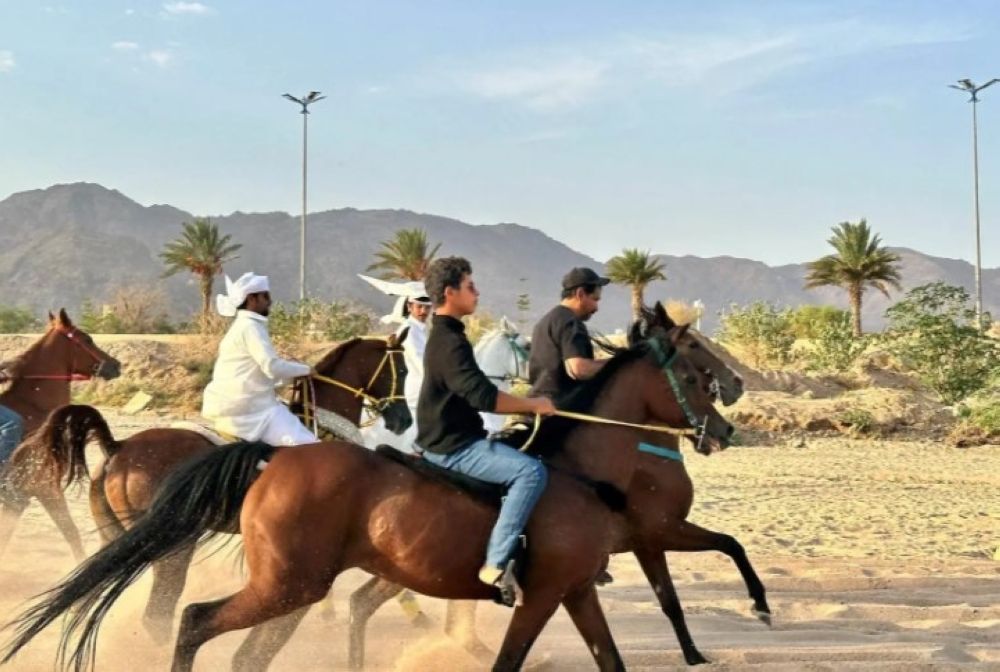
[637,442,684,462]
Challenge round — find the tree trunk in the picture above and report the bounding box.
[631,286,644,321]
[200,273,214,317]
[849,283,863,338]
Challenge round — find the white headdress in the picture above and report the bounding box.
[357,274,432,325]
[216,272,270,317]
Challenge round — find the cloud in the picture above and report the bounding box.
[112,41,140,51]
[461,57,608,111]
[145,50,174,68]
[162,2,213,15]
[453,18,972,110]
[0,50,14,73]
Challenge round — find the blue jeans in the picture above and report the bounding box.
[424,438,548,569]
[0,404,24,464]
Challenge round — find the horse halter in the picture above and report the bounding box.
[648,337,708,450]
[18,326,111,382]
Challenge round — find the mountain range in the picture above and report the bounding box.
[1,182,996,334]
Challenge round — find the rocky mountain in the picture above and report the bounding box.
[1,182,996,333]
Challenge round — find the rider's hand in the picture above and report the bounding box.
[529,397,557,417]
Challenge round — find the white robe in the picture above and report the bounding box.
[202,310,316,445]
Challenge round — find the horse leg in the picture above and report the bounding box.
[348,576,406,671]
[445,600,493,663]
[0,505,24,559]
[89,468,124,546]
[36,488,86,562]
[144,544,197,645]
[492,594,562,672]
[633,547,708,665]
[562,584,625,672]
[662,519,771,625]
[172,576,331,672]
[231,605,310,672]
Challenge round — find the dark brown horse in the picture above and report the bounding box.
[0,310,121,561]
[1,314,733,672]
[346,305,764,668]
[3,335,409,643]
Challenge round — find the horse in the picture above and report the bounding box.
[346,304,764,668]
[3,334,410,644]
[1,308,734,672]
[0,309,121,561]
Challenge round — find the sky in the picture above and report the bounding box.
[1,0,999,267]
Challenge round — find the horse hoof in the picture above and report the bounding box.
[752,607,772,627]
[409,612,435,631]
[684,649,709,666]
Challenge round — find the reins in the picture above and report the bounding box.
[7,327,110,383]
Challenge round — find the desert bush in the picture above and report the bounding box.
[0,306,42,333]
[463,311,498,345]
[716,301,795,368]
[789,305,850,340]
[883,283,1000,404]
[665,299,701,327]
[79,286,176,334]
[802,311,869,373]
[268,298,374,345]
[837,408,876,435]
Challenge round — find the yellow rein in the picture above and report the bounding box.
[300,347,407,431]
[519,409,698,453]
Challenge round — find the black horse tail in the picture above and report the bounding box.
[1,440,274,672]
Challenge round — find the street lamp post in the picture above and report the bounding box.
[950,78,999,332]
[283,91,326,301]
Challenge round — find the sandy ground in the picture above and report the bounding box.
[0,410,998,671]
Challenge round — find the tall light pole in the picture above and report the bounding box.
[283,91,326,301]
[950,78,998,331]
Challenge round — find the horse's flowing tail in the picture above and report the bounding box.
[33,404,119,488]
[1,440,274,672]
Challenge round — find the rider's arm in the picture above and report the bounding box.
[564,357,606,380]
[244,322,311,381]
[494,391,556,416]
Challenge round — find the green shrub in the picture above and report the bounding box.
[789,305,851,340]
[837,408,876,435]
[883,283,1000,404]
[803,311,869,373]
[0,306,41,333]
[716,301,795,368]
[269,298,374,344]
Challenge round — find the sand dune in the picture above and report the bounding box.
[0,411,997,670]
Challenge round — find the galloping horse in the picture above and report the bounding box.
[1,310,733,672]
[5,335,409,644]
[347,304,766,668]
[0,309,121,561]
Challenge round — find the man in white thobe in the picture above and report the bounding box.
[202,272,318,446]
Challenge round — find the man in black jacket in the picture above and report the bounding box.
[417,256,555,605]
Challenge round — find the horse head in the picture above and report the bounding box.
[40,309,122,381]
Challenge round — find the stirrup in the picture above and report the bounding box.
[494,559,524,608]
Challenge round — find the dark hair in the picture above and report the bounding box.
[425,256,472,306]
[560,283,600,300]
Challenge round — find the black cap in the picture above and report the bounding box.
[562,267,610,290]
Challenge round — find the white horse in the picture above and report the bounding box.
[361,316,530,451]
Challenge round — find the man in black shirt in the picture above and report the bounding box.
[416,256,555,605]
[529,267,610,400]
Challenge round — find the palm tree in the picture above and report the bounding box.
[366,228,441,281]
[160,218,242,317]
[805,219,902,337]
[606,248,667,320]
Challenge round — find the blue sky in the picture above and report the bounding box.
[1,1,999,266]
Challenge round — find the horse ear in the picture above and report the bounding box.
[48,310,56,324]
[669,323,691,346]
[59,308,73,327]
[654,301,675,329]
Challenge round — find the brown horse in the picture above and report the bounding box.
[1,314,733,672]
[346,304,764,668]
[3,335,409,643]
[0,309,121,560]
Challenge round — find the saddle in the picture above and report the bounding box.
[374,445,506,506]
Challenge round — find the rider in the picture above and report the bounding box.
[358,274,433,447]
[528,266,616,585]
[202,272,318,446]
[0,365,24,464]
[416,256,556,605]
[528,267,610,401]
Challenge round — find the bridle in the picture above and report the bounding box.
[12,326,112,383]
[300,341,407,430]
[484,332,530,385]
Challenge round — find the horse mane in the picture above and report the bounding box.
[312,338,364,375]
[3,327,55,378]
